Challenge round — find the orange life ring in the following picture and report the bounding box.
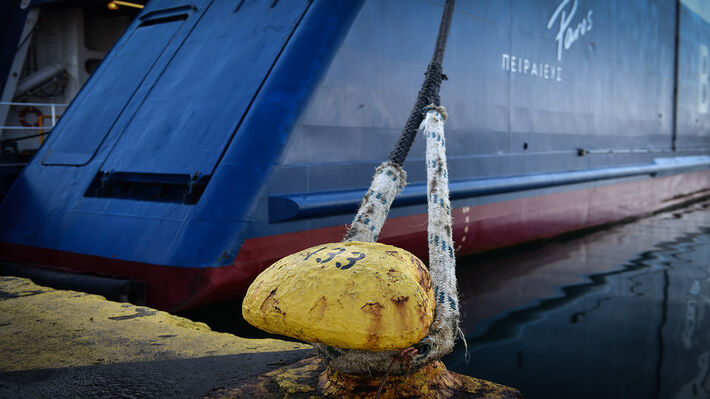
[19,106,42,127]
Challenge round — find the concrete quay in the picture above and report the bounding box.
[0,276,310,398]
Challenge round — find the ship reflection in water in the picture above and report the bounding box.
[445,199,710,399]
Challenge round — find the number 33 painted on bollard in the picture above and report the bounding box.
[304,246,366,269]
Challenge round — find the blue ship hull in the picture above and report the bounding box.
[1,0,709,310]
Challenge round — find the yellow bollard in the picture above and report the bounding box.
[240,242,523,398]
[242,241,435,351]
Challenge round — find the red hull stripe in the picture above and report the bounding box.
[2,170,709,311]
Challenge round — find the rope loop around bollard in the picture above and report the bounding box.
[316,107,463,377]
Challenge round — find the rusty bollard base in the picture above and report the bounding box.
[205,356,522,399]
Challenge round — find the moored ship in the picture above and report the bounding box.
[1,0,709,311]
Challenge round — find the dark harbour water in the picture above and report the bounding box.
[444,199,710,399]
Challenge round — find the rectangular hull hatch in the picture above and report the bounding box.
[84,171,210,204]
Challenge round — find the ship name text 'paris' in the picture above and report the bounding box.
[547,0,593,61]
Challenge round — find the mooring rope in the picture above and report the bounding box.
[315,105,461,376]
[388,0,456,166]
[417,105,463,364]
[313,0,459,377]
[343,162,407,243]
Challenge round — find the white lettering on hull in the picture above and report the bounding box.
[501,53,563,82]
[498,0,593,83]
[547,0,594,62]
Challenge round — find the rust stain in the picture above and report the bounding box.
[360,302,384,349]
[360,302,384,314]
[415,261,432,291]
[365,333,380,348]
[308,296,328,319]
[418,300,432,327]
[386,268,404,283]
[391,295,409,305]
[390,295,415,333]
[318,358,523,399]
[260,288,281,314]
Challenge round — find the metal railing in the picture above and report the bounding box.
[0,101,68,159]
[0,101,69,130]
[0,101,67,133]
